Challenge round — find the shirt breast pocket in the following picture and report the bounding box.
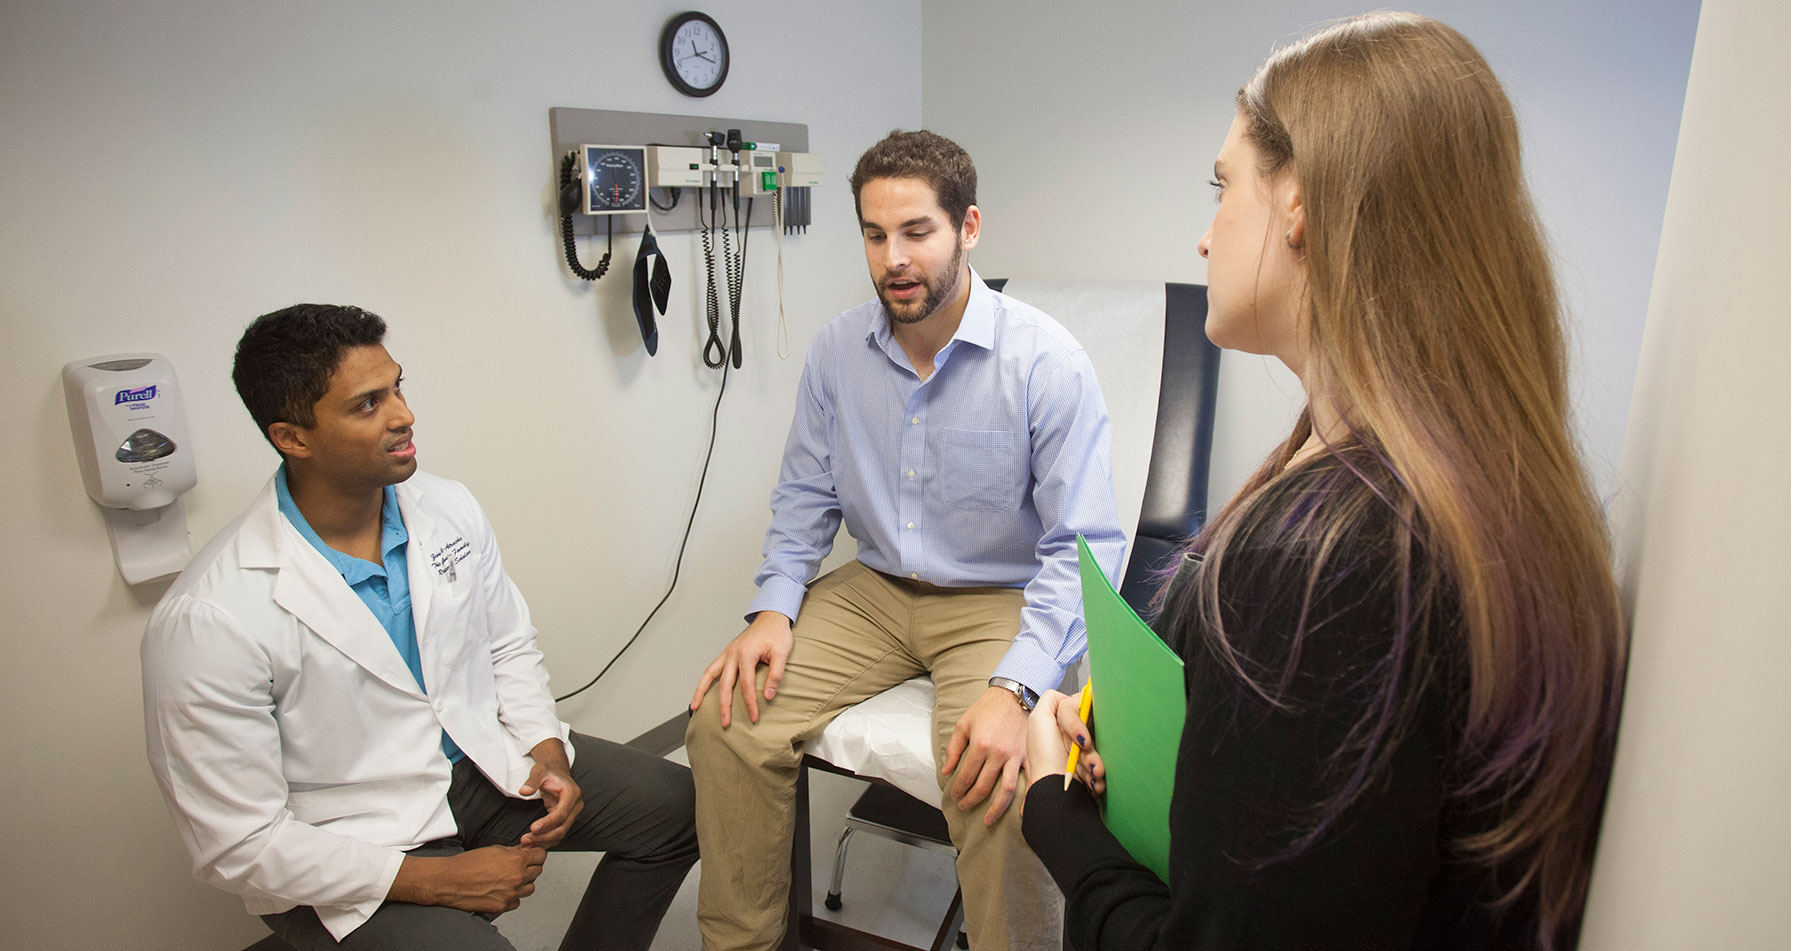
[939,428,1027,513]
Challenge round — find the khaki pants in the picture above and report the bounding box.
[686,561,1062,951]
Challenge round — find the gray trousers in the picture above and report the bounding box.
[261,732,698,951]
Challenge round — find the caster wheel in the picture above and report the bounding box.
[824,892,843,911]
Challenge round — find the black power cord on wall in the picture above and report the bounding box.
[555,361,730,703]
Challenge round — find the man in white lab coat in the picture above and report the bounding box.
[141,304,698,950]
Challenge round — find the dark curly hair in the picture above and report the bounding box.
[232,303,388,453]
[849,129,977,228]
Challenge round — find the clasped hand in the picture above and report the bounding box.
[387,738,576,915]
[390,844,546,914]
[518,738,583,849]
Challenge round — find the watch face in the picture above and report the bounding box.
[661,13,729,97]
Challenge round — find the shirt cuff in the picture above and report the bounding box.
[505,716,571,765]
[747,575,807,624]
[992,638,1068,698]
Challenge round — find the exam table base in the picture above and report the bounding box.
[788,755,967,951]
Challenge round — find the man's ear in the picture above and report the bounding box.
[268,422,311,459]
[960,204,981,251]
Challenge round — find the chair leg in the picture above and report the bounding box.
[929,888,965,951]
[824,827,854,911]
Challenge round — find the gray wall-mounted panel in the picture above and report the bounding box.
[549,107,811,237]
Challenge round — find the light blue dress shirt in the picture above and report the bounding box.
[276,466,463,763]
[749,267,1129,695]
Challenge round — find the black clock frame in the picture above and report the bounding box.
[659,11,730,98]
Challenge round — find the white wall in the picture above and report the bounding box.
[922,0,1699,515]
[1578,0,1789,945]
[0,2,919,948]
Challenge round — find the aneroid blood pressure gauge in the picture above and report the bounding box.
[583,145,647,214]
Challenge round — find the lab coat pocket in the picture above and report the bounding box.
[427,575,482,673]
[939,428,1027,512]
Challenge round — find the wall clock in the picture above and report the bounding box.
[660,11,729,98]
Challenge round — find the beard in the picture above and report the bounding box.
[876,245,965,325]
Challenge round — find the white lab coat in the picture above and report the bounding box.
[141,470,573,940]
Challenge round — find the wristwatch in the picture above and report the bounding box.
[987,676,1039,712]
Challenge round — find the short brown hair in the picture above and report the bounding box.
[849,130,976,228]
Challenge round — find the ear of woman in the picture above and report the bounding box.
[1282,182,1305,250]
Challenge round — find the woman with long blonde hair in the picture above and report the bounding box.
[1019,12,1627,950]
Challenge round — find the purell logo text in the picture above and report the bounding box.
[114,385,158,405]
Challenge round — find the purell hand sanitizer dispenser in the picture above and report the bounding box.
[63,354,198,584]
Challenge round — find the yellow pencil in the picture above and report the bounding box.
[1063,679,1094,790]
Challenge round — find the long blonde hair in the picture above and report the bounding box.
[1192,12,1627,946]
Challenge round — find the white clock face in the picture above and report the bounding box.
[671,20,725,89]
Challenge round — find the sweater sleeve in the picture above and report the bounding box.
[1022,775,1169,951]
[1023,472,1454,950]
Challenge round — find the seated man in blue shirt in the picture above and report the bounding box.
[142,304,698,950]
[686,130,1129,951]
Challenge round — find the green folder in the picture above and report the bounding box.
[1078,534,1186,883]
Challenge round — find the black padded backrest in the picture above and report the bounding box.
[1120,283,1218,615]
[987,278,1219,618]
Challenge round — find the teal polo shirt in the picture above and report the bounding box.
[275,466,463,763]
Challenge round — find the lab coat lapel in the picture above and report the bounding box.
[240,478,427,699]
[396,479,449,683]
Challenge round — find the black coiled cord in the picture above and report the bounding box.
[721,196,739,368]
[560,152,613,281]
[701,184,726,368]
[727,194,749,367]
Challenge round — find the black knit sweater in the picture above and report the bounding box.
[1022,454,1539,950]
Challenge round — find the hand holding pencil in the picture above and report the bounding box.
[1022,685,1107,808]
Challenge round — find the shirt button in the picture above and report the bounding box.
[906,521,915,530]
[910,572,919,580]
[911,416,919,425]
[907,469,916,479]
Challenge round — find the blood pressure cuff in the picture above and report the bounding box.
[632,225,671,356]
